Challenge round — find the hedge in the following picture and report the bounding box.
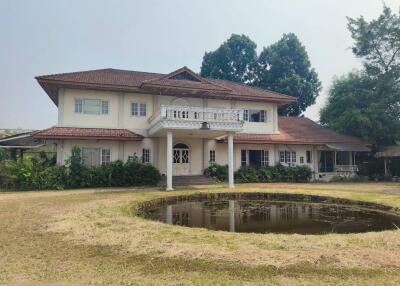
[0,147,161,190]
[204,163,312,183]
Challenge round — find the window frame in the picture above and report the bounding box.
[142,148,151,164]
[280,150,297,164]
[131,101,147,117]
[74,98,109,115]
[243,109,267,123]
[241,150,247,167]
[261,150,269,167]
[101,100,109,115]
[306,150,312,164]
[81,147,101,166]
[291,151,297,163]
[101,148,111,165]
[209,149,216,164]
[75,98,83,113]
[279,151,285,163]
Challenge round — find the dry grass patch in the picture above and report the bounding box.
[1,183,400,285]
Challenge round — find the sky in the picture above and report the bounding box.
[0,0,398,129]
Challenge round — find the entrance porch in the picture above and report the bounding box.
[149,105,244,190]
[317,150,359,180]
[163,131,235,190]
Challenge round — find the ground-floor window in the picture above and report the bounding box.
[81,147,111,166]
[306,150,312,163]
[209,150,215,164]
[279,150,296,164]
[336,151,350,165]
[241,150,269,167]
[101,149,111,165]
[142,148,151,164]
[82,147,100,166]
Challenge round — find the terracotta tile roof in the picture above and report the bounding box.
[220,117,370,151]
[32,127,143,141]
[36,67,295,105]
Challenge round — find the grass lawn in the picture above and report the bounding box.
[1,182,400,285]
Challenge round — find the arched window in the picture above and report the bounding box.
[174,143,189,149]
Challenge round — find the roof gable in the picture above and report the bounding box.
[165,67,202,82]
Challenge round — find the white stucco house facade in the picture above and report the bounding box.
[33,67,369,189]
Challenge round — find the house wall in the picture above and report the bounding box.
[59,89,279,134]
[58,139,152,165]
[57,137,319,178]
[61,89,120,128]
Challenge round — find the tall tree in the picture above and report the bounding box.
[320,72,400,147]
[201,33,321,116]
[348,5,400,76]
[200,34,257,83]
[254,33,321,116]
[321,5,400,148]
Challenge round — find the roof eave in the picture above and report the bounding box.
[32,135,143,141]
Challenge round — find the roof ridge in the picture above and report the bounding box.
[140,66,234,92]
[213,78,295,99]
[36,68,165,79]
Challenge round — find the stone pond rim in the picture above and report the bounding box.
[135,192,400,215]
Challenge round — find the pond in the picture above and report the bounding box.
[137,193,400,234]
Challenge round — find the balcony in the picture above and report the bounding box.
[148,105,244,137]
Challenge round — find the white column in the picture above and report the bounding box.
[228,133,234,188]
[166,131,173,190]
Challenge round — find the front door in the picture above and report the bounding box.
[173,143,190,175]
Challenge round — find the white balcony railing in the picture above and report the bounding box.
[334,165,358,172]
[148,105,244,135]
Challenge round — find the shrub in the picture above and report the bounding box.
[0,147,161,191]
[203,164,228,181]
[203,163,312,183]
[235,166,260,183]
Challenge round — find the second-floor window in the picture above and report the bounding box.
[243,109,267,122]
[75,99,109,115]
[131,102,147,117]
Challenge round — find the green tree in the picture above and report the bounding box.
[347,5,400,76]
[321,5,400,148]
[320,72,400,147]
[200,33,321,116]
[254,33,321,116]
[200,34,257,83]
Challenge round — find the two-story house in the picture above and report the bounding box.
[33,67,369,189]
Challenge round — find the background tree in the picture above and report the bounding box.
[320,72,400,147]
[321,5,400,148]
[200,34,257,83]
[254,33,321,116]
[201,33,321,116]
[347,5,400,76]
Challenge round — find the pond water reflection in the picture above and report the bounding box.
[142,200,400,234]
